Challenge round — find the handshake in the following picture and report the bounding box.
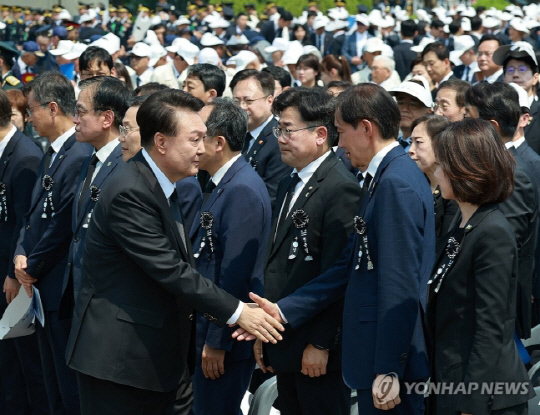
[232,293,283,343]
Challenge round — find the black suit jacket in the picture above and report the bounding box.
[244,117,292,210]
[525,98,540,155]
[452,64,478,84]
[310,31,333,56]
[0,129,42,294]
[263,152,362,372]
[426,204,534,415]
[393,41,417,81]
[66,151,239,393]
[261,20,280,43]
[500,149,539,339]
[326,33,345,57]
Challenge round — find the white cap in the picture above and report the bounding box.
[129,42,152,58]
[63,42,88,60]
[265,37,289,53]
[389,75,433,108]
[461,17,471,32]
[456,4,467,13]
[200,32,224,46]
[209,18,230,29]
[303,45,322,59]
[165,37,186,54]
[226,50,258,71]
[144,30,161,47]
[79,8,97,23]
[226,34,249,46]
[512,7,524,17]
[313,16,329,30]
[380,15,395,28]
[482,16,500,29]
[449,35,476,66]
[364,37,385,53]
[461,6,476,18]
[174,16,191,26]
[410,36,435,53]
[493,41,538,66]
[500,12,513,21]
[198,48,221,66]
[149,45,167,67]
[509,82,530,110]
[101,32,121,54]
[416,9,431,23]
[50,40,74,56]
[355,13,370,27]
[282,40,304,65]
[509,17,530,34]
[177,41,199,65]
[58,9,72,20]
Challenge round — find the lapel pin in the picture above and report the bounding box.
[465,224,472,231]
[59,155,63,159]
[259,140,263,144]
[308,186,313,190]
[253,150,257,155]
[107,162,112,166]
[305,192,310,197]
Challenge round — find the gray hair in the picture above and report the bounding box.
[373,55,395,73]
[205,98,248,152]
[23,71,76,116]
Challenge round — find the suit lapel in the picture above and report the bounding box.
[245,118,276,168]
[75,144,123,230]
[269,153,337,260]
[134,152,192,265]
[0,129,22,181]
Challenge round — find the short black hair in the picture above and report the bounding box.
[79,46,114,72]
[479,34,502,48]
[470,16,482,32]
[0,49,16,69]
[78,76,131,128]
[138,89,205,148]
[272,87,338,146]
[421,41,449,61]
[263,66,292,89]
[205,98,248,151]
[23,71,76,116]
[336,83,400,140]
[230,69,275,96]
[327,80,352,89]
[133,82,169,97]
[279,10,293,22]
[449,21,460,35]
[431,19,444,29]
[0,89,12,128]
[186,64,226,97]
[438,78,470,108]
[401,19,417,38]
[416,20,428,36]
[466,82,520,140]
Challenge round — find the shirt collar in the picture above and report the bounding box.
[211,153,242,186]
[249,114,274,138]
[485,68,503,83]
[365,141,400,180]
[0,125,17,158]
[440,70,454,84]
[402,39,413,44]
[142,148,176,200]
[172,62,180,78]
[504,141,515,149]
[51,126,76,154]
[292,150,331,184]
[94,137,119,164]
[513,136,526,149]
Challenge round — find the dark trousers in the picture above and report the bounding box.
[0,330,50,414]
[356,383,424,415]
[276,370,351,415]
[36,311,79,415]
[191,357,255,415]
[491,402,528,415]
[77,372,177,415]
[167,367,194,415]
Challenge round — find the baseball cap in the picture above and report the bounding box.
[508,82,530,110]
[200,33,224,47]
[226,50,258,71]
[265,37,288,53]
[129,42,152,58]
[149,45,167,67]
[49,40,74,56]
[364,37,385,53]
[493,41,538,67]
[23,41,45,57]
[389,76,433,108]
[449,35,475,66]
[177,40,199,65]
[411,37,435,53]
[198,47,221,66]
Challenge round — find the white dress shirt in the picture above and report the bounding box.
[142,149,243,324]
[90,138,119,183]
[356,31,368,57]
[484,68,504,83]
[247,115,274,152]
[363,141,400,188]
[49,126,76,166]
[0,125,17,159]
[211,153,241,186]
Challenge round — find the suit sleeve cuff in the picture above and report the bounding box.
[226,301,244,325]
[276,304,288,324]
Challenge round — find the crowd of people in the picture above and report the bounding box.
[1,0,540,415]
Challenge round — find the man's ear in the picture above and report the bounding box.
[154,132,167,154]
[489,119,501,134]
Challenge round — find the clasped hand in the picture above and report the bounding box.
[14,255,35,298]
[232,294,285,344]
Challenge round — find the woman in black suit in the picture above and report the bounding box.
[427,118,535,415]
[409,114,458,249]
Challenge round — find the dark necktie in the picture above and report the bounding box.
[202,179,216,205]
[463,66,469,82]
[42,147,55,176]
[169,191,187,250]
[136,76,141,87]
[399,137,410,149]
[242,132,253,155]
[277,173,301,229]
[78,154,99,214]
[359,173,372,204]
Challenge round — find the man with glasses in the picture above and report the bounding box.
[230,69,292,209]
[59,76,130,322]
[255,87,361,415]
[476,35,504,83]
[15,72,92,415]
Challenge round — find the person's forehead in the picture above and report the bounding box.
[479,40,498,51]
[506,58,530,68]
[85,60,111,71]
[423,51,441,61]
[234,78,262,94]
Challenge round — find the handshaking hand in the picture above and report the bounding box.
[232,293,283,342]
[234,297,285,344]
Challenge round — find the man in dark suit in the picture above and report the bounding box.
[393,19,418,81]
[466,82,539,340]
[240,84,436,414]
[231,69,292,209]
[189,99,272,414]
[310,18,333,56]
[14,72,93,415]
[257,88,361,414]
[526,97,540,154]
[260,10,293,44]
[59,76,130,318]
[476,35,504,83]
[65,90,284,414]
[0,89,49,415]
[341,14,372,72]
[421,42,457,99]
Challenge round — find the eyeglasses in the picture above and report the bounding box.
[506,65,531,74]
[233,96,268,107]
[74,107,104,117]
[272,125,321,140]
[119,125,140,137]
[26,102,51,116]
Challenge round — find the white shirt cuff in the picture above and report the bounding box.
[226,301,244,325]
[276,304,288,324]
